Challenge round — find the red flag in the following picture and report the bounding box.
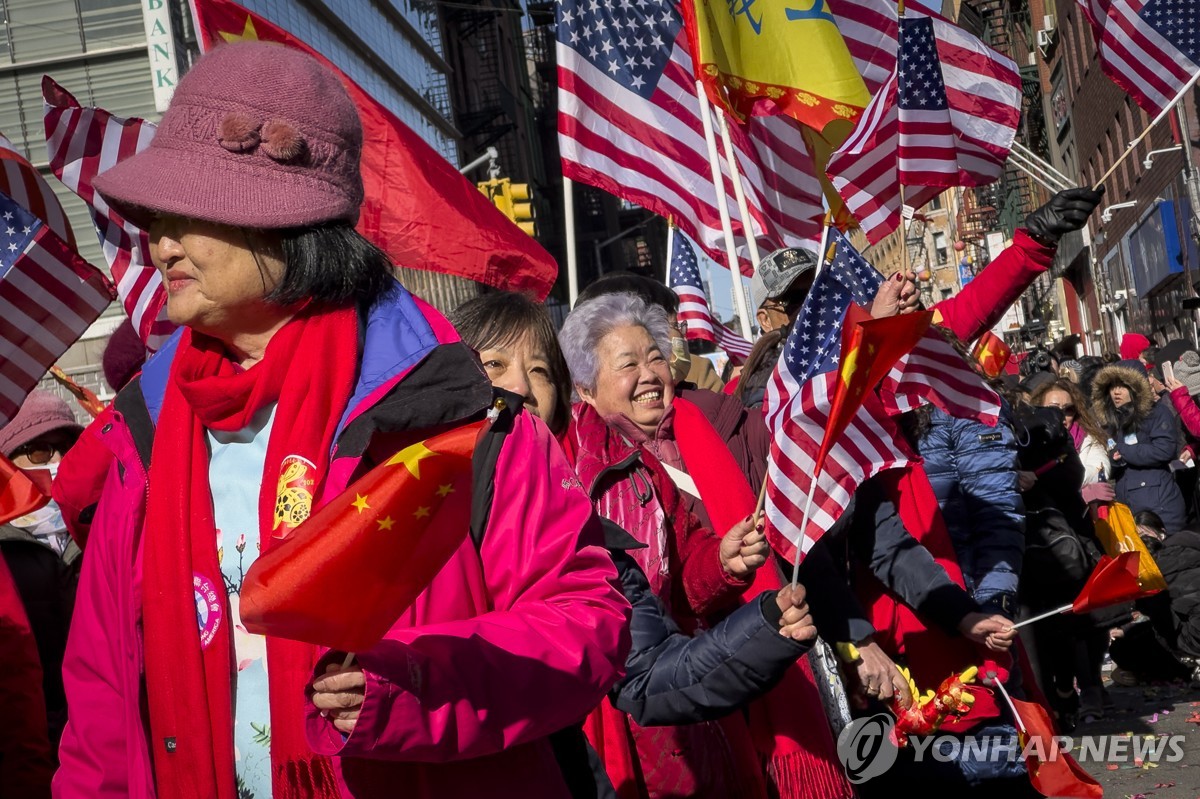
[817,304,931,474]
[240,423,481,652]
[188,0,557,299]
[1009,696,1103,798]
[970,331,1012,379]
[1072,551,1156,613]
[0,455,49,527]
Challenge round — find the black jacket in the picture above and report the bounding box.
[1153,530,1200,658]
[603,521,810,725]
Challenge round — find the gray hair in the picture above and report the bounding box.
[559,292,673,392]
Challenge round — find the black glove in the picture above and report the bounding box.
[1023,186,1105,244]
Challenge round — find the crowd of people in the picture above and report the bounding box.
[4,39,1200,799]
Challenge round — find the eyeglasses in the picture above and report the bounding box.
[672,319,689,335]
[10,442,57,465]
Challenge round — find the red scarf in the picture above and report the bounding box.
[672,398,853,799]
[143,307,358,799]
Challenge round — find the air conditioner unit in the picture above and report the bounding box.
[1043,14,1056,30]
[1036,28,1057,48]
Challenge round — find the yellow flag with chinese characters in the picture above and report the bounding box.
[683,0,869,132]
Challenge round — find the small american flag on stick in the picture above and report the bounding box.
[668,233,753,363]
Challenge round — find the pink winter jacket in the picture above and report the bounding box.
[54,295,632,799]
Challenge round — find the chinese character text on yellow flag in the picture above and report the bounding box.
[683,0,870,131]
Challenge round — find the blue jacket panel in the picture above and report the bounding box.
[917,407,1025,611]
[1113,400,1188,531]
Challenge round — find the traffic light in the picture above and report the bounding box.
[507,182,536,237]
[476,177,537,237]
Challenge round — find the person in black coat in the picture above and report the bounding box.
[1091,362,1188,531]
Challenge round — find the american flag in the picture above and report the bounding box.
[824,0,1022,243]
[557,0,824,274]
[668,234,753,362]
[0,191,115,426]
[762,232,915,562]
[0,133,74,249]
[763,231,999,561]
[41,77,168,351]
[1078,0,1200,116]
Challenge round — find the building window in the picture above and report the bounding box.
[934,231,948,265]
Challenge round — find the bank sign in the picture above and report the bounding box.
[141,0,180,112]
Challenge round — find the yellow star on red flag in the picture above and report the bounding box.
[386,441,436,479]
[218,16,258,43]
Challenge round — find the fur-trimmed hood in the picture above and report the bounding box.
[1091,363,1154,430]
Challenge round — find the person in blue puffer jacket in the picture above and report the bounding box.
[912,404,1026,617]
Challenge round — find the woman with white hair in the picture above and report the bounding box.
[560,292,851,799]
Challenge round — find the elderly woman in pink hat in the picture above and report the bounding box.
[55,41,630,799]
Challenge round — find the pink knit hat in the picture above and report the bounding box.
[0,390,83,458]
[94,41,363,231]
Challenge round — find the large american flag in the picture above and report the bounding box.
[0,133,74,249]
[556,0,824,274]
[763,231,999,561]
[0,191,114,426]
[1078,0,1200,116]
[668,234,753,362]
[824,0,1022,243]
[42,77,168,351]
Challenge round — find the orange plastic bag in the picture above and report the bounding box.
[1093,502,1168,592]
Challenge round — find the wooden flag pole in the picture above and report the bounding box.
[695,80,756,339]
[341,651,356,669]
[1092,69,1200,191]
[789,468,822,588]
[665,216,675,285]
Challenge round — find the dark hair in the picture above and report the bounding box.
[264,222,397,307]
[1029,377,1106,443]
[575,271,679,314]
[1135,510,1167,541]
[448,291,573,436]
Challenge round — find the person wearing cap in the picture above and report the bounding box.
[0,390,81,781]
[56,41,630,799]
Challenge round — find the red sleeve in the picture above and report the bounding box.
[932,230,1056,342]
[0,556,53,799]
[1169,386,1200,439]
[53,406,118,550]
[664,479,752,617]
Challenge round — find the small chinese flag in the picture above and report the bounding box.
[816,305,931,474]
[1009,696,1102,798]
[1071,551,1157,614]
[970,331,1012,379]
[240,422,483,652]
[0,454,49,526]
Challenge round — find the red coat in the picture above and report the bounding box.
[0,551,53,798]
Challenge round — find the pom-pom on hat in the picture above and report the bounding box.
[93,41,363,231]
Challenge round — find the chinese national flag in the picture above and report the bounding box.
[1009,696,1102,798]
[681,0,869,132]
[240,423,483,653]
[816,305,931,473]
[1071,551,1158,614]
[0,454,48,526]
[970,330,1012,378]
[49,367,106,418]
[189,0,558,299]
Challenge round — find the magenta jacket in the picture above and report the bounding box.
[1170,386,1200,440]
[54,289,631,799]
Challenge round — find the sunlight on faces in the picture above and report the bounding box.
[478,335,560,428]
[1110,384,1132,408]
[148,214,287,336]
[579,324,674,435]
